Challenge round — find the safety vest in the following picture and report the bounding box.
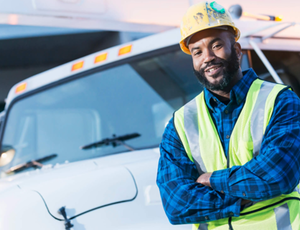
[174,79,300,230]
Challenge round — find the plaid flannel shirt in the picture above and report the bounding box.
[156,68,300,224]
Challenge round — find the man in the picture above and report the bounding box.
[156,1,300,230]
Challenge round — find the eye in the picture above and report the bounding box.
[213,44,222,49]
[193,51,202,56]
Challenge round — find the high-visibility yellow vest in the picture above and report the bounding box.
[174,79,300,230]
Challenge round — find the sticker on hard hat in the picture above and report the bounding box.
[210,1,225,14]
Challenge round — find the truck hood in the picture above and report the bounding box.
[16,161,138,220]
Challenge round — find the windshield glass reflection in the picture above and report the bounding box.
[0,48,202,176]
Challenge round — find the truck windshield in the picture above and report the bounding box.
[0,47,203,175]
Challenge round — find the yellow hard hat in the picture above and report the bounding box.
[180,1,240,55]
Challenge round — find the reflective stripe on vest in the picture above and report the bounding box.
[274,203,292,230]
[174,79,300,230]
[251,81,277,157]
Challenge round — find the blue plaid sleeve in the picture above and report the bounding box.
[156,118,242,224]
[210,89,300,200]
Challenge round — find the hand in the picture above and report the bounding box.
[196,172,212,187]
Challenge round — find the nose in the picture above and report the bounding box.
[203,48,215,64]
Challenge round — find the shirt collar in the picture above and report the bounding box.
[204,68,258,110]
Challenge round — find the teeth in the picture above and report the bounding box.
[208,67,217,72]
[207,66,221,72]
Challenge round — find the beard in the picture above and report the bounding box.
[193,45,240,91]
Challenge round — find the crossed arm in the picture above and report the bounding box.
[156,90,300,225]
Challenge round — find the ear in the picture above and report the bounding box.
[233,42,242,60]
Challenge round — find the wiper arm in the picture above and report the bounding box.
[80,133,141,151]
[5,154,57,174]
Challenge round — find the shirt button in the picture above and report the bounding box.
[205,216,209,220]
[243,192,246,196]
[221,190,224,194]
[225,110,228,114]
[226,135,230,139]
[229,212,234,216]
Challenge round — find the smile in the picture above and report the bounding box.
[207,67,219,73]
[205,65,222,75]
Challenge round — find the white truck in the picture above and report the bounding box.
[0,20,299,229]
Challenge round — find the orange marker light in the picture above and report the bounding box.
[118,45,132,56]
[275,16,283,22]
[94,53,108,64]
[15,82,27,94]
[71,61,84,71]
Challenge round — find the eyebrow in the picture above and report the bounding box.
[191,47,200,53]
[191,37,223,53]
[209,37,222,46]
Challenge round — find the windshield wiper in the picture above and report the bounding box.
[80,133,141,151]
[5,154,57,174]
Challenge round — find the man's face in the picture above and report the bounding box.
[188,29,241,91]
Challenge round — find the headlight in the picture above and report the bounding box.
[0,147,15,166]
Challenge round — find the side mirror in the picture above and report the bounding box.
[228,4,243,20]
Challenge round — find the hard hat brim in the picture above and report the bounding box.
[180,24,240,55]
